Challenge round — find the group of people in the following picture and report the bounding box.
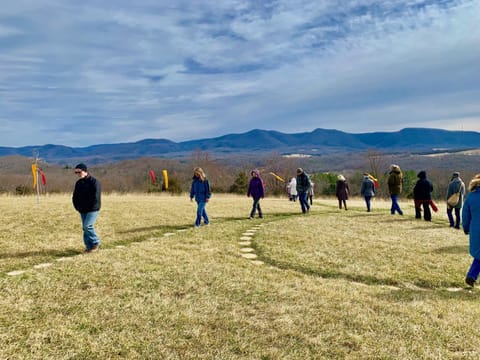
[72,163,480,288]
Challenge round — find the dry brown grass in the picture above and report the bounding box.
[0,194,479,359]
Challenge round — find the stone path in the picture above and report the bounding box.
[238,224,264,266]
[4,227,189,277]
[2,224,470,292]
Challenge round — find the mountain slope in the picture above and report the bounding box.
[1,128,479,164]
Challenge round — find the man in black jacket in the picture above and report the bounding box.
[72,163,101,253]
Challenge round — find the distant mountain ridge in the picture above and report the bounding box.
[1,127,479,164]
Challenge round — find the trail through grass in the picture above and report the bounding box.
[1,194,479,359]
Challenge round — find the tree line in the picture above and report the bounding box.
[0,150,478,201]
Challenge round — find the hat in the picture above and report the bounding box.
[452,172,460,177]
[337,174,346,181]
[75,163,87,172]
[296,168,303,174]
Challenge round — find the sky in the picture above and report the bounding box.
[1,0,479,147]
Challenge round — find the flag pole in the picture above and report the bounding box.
[33,149,40,203]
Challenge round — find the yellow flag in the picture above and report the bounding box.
[269,172,285,182]
[31,164,37,188]
[163,169,169,190]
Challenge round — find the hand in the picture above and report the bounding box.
[206,198,209,202]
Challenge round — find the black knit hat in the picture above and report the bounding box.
[75,163,88,172]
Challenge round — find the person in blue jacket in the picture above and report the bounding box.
[247,169,265,219]
[190,167,211,227]
[463,174,480,287]
[72,163,101,253]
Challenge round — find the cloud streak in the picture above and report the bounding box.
[0,0,479,146]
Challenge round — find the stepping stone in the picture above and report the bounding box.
[251,260,264,266]
[240,247,255,253]
[176,229,187,232]
[238,241,251,246]
[56,257,74,262]
[7,270,26,276]
[241,253,257,259]
[240,236,252,241]
[242,232,254,236]
[383,285,401,291]
[163,233,175,237]
[33,263,52,269]
[116,245,126,249]
[446,287,464,292]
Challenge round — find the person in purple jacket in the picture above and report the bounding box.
[247,169,265,219]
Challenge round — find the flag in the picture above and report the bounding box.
[31,164,37,188]
[163,170,168,190]
[367,173,379,189]
[269,172,285,182]
[39,169,47,186]
[149,169,156,185]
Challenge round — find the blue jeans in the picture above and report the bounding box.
[250,197,263,218]
[195,201,209,226]
[467,258,480,281]
[364,196,372,212]
[447,207,461,228]
[299,192,310,213]
[390,194,403,215]
[80,211,100,250]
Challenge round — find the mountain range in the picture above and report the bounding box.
[1,127,479,164]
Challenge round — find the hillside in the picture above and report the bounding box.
[0,127,479,164]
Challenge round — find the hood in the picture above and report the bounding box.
[469,175,480,192]
[417,171,427,180]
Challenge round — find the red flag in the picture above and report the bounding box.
[39,169,47,186]
[149,170,156,185]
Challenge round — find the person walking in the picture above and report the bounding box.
[463,174,480,287]
[335,175,350,210]
[72,163,101,253]
[308,182,315,205]
[247,169,265,219]
[296,168,311,214]
[190,167,211,228]
[413,170,433,221]
[287,177,297,201]
[360,173,375,212]
[388,164,404,215]
[446,172,466,229]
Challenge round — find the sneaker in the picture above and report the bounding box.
[85,245,99,253]
[465,276,475,287]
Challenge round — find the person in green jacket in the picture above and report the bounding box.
[387,164,404,215]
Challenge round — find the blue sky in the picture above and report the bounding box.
[1,0,479,147]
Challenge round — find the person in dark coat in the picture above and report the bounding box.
[296,168,311,214]
[463,175,480,287]
[190,167,211,227]
[360,173,375,212]
[72,163,101,253]
[335,174,350,210]
[446,172,466,229]
[413,170,434,221]
[247,169,265,219]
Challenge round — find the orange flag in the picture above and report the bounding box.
[163,170,169,189]
[31,164,37,188]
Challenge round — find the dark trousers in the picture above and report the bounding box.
[250,197,263,218]
[299,192,310,213]
[467,258,480,281]
[415,201,431,221]
[364,196,372,212]
[447,207,461,228]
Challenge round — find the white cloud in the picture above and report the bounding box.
[0,0,478,146]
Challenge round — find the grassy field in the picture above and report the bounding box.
[0,193,479,359]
